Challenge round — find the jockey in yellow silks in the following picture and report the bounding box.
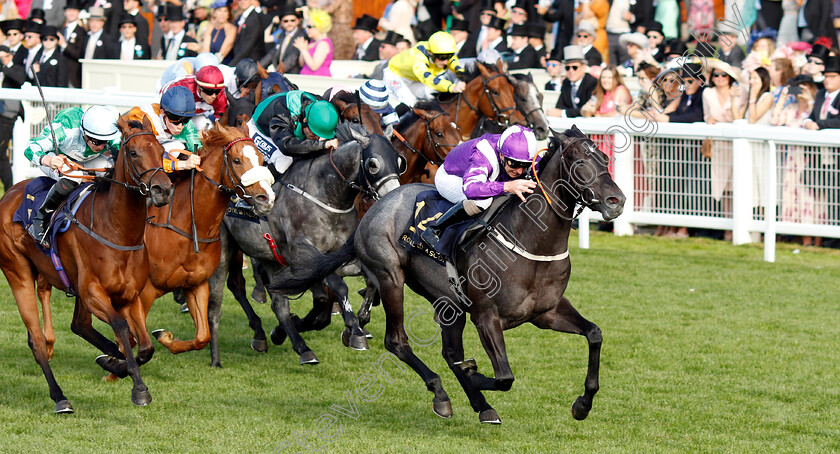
[383,31,467,106]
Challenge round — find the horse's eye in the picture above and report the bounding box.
[352,118,359,123]
[436,132,443,138]
[366,158,381,175]
[130,150,138,158]
[492,90,500,96]
[233,158,241,165]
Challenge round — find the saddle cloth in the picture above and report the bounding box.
[13,176,93,252]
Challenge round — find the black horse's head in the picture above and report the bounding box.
[336,122,404,199]
[542,126,625,221]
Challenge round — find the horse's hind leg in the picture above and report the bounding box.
[293,284,332,332]
[356,279,379,333]
[269,292,319,365]
[325,274,368,351]
[4,264,73,413]
[154,283,211,353]
[250,257,267,303]
[530,296,601,421]
[36,275,56,360]
[227,252,268,353]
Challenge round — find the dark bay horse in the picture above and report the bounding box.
[207,123,403,367]
[271,127,625,424]
[392,100,461,185]
[437,61,527,141]
[0,117,173,413]
[476,73,551,141]
[140,123,275,356]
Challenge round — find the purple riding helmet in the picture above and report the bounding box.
[497,125,538,164]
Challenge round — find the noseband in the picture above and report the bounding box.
[534,137,611,219]
[106,131,165,195]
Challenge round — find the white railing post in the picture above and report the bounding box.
[578,207,590,249]
[12,101,33,184]
[731,135,753,245]
[611,130,634,236]
[764,140,777,262]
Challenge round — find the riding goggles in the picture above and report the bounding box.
[86,136,109,146]
[164,112,191,125]
[433,53,454,61]
[201,87,223,96]
[504,158,530,169]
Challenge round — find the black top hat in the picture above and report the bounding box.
[547,47,562,62]
[166,6,185,21]
[646,21,664,36]
[279,4,300,19]
[824,55,840,74]
[64,0,83,9]
[787,74,815,87]
[449,18,469,32]
[0,19,26,33]
[352,14,378,33]
[28,8,46,21]
[526,22,546,39]
[665,38,687,57]
[486,16,506,31]
[480,0,495,12]
[41,25,59,39]
[509,24,529,37]
[511,0,529,12]
[118,13,137,27]
[25,21,43,35]
[379,30,401,46]
[809,44,831,64]
[680,63,706,82]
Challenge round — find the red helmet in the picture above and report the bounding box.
[196,66,225,89]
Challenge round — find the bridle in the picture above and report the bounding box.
[197,136,259,200]
[507,74,545,131]
[421,112,459,164]
[96,131,165,195]
[532,136,610,219]
[456,72,517,130]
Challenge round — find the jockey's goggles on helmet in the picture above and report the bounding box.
[86,136,108,146]
[432,53,453,61]
[200,86,223,96]
[164,111,191,125]
[504,158,530,169]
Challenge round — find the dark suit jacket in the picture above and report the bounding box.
[556,73,598,117]
[809,89,840,129]
[1,59,27,88]
[61,22,87,88]
[89,32,120,59]
[507,45,540,70]
[458,33,479,59]
[231,10,263,66]
[629,0,655,31]
[128,10,151,47]
[804,0,837,47]
[36,49,69,87]
[718,45,746,68]
[492,38,509,54]
[584,46,602,67]
[545,0,575,58]
[455,0,483,30]
[668,87,705,123]
[25,47,44,85]
[354,38,382,61]
[260,28,307,73]
[10,44,27,66]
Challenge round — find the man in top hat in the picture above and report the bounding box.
[803,44,831,86]
[0,42,25,190]
[507,24,539,69]
[805,55,840,130]
[260,5,306,74]
[0,19,28,66]
[527,22,547,66]
[352,14,381,61]
[449,18,476,59]
[544,50,563,92]
[574,21,602,67]
[29,0,66,28]
[544,0,575,62]
[715,27,745,69]
[481,15,508,54]
[454,0,489,30]
[645,21,666,63]
[119,13,151,60]
[59,0,86,88]
[470,2,496,56]
[507,0,530,34]
[23,21,44,84]
[548,45,597,118]
[367,31,403,79]
[161,7,197,60]
[122,0,150,47]
[85,7,119,60]
[230,0,263,65]
[33,26,67,87]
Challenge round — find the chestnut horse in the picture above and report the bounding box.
[391,100,461,185]
[437,61,527,141]
[0,117,173,413]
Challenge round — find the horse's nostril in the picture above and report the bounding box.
[606,196,620,206]
[256,194,268,203]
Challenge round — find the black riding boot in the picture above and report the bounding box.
[28,178,77,247]
[421,201,473,247]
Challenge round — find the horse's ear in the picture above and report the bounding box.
[413,108,434,121]
[141,114,153,132]
[477,61,491,78]
[237,116,250,135]
[383,123,394,140]
[333,98,348,112]
[235,114,251,129]
[117,115,129,133]
[255,81,264,105]
[526,72,533,82]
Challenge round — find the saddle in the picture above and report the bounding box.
[398,188,513,265]
[13,177,93,252]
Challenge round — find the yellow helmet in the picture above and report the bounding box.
[428,31,457,55]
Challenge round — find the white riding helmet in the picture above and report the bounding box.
[81,106,121,141]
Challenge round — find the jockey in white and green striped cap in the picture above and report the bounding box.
[359,80,399,127]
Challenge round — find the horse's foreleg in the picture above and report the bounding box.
[440,314,499,423]
[356,278,379,330]
[294,284,332,332]
[208,264,227,368]
[155,283,211,353]
[36,275,56,360]
[4,264,72,413]
[123,298,155,367]
[473,312,515,392]
[325,274,368,351]
[227,252,268,352]
[530,296,601,421]
[70,296,124,360]
[269,292,318,365]
[250,257,267,303]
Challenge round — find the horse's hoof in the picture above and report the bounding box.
[299,351,320,365]
[571,396,591,421]
[95,355,129,378]
[251,339,269,353]
[494,377,514,391]
[179,303,189,313]
[54,400,74,414]
[211,361,222,368]
[251,289,267,304]
[270,326,287,346]
[432,399,453,419]
[331,302,341,315]
[479,409,502,424]
[363,327,373,339]
[131,387,152,407]
[342,329,369,351]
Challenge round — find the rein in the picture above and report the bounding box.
[459,72,517,131]
[328,148,380,200]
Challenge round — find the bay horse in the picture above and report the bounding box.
[392,100,461,185]
[437,61,527,141]
[0,117,173,413]
[271,127,625,424]
[207,122,403,367]
[476,73,551,141]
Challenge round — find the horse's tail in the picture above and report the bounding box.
[269,233,357,294]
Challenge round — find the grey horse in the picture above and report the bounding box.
[271,127,625,423]
[207,122,403,367]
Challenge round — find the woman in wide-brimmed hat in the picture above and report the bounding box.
[703,59,744,126]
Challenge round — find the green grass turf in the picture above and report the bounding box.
[0,232,838,453]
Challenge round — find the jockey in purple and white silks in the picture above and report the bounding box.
[422,125,539,247]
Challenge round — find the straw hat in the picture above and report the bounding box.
[706,58,741,83]
[619,32,648,49]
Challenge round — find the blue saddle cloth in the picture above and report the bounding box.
[13,177,92,252]
[398,190,472,265]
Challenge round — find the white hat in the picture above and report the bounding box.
[563,45,586,63]
[575,22,596,37]
[619,32,648,49]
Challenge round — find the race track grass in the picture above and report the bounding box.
[0,232,838,453]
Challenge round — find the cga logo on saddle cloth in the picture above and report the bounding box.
[251,132,277,159]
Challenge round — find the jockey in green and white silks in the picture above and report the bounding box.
[23,105,121,246]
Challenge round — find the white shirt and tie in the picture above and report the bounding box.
[25,44,42,78]
[356,37,373,59]
[121,37,137,60]
[164,29,185,60]
[85,29,103,59]
[820,89,840,120]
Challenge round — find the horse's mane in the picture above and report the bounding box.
[332,90,358,105]
[200,124,245,152]
[335,121,368,145]
[536,128,592,178]
[462,61,502,80]
[395,100,445,133]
